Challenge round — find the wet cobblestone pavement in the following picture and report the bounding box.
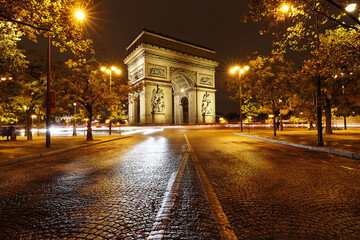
[163,158,221,239]
[1,128,360,239]
[187,129,360,239]
[0,133,187,239]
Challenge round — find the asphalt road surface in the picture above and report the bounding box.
[1,128,360,239]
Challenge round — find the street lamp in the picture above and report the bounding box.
[101,66,121,95]
[281,4,290,13]
[75,11,85,20]
[101,66,121,135]
[230,65,250,132]
[73,103,77,136]
[45,10,85,147]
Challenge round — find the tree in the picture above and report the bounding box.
[0,65,46,140]
[56,58,132,141]
[0,21,28,76]
[0,0,93,55]
[301,27,360,133]
[100,71,128,135]
[56,58,105,140]
[244,55,293,136]
[0,0,93,76]
[244,0,360,43]
[244,0,360,135]
[242,98,261,119]
[290,68,317,130]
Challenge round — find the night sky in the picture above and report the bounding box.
[24,0,275,114]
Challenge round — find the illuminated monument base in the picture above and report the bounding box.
[124,30,218,124]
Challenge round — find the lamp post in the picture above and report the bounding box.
[100,66,121,135]
[45,10,85,147]
[101,66,121,95]
[230,65,249,132]
[280,3,324,145]
[73,103,77,136]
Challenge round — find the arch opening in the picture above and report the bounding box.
[181,97,189,124]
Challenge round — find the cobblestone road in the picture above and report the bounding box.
[0,131,189,239]
[186,129,360,239]
[1,128,360,239]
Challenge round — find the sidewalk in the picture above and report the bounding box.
[237,127,360,155]
[0,134,129,166]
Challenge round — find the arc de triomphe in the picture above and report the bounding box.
[124,30,218,125]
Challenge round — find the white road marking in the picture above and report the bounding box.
[147,152,189,240]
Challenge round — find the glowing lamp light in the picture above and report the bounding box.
[244,66,250,71]
[240,69,245,74]
[269,114,274,118]
[101,67,106,72]
[345,3,357,12]
[180,88,185,92]
[115,69,121,74]
[234,66,240,71]
[281,4,290,12]
[75,10,85,20]
[106,70,111,74]
[111,66,117,71]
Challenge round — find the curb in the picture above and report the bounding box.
[0,135,132,167]
[233,133,360,160]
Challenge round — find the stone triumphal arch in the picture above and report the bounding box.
[124,30,218,125]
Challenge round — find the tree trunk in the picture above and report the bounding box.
[26,109,32,141]
[87,111,93,141]
[325,98,332,134]
[109,119,112,135]
[273,115,276,137]
[308,119,314,130]
[344,116,347,130]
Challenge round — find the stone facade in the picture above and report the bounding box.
[124,30,218,124]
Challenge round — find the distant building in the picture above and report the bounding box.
[55,115,73,124]
[124,30,218,125]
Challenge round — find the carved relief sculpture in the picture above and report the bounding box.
[199,73,212,85]
[151,85,165,113]
[148,64,167,79]
[201,92,212,115]
[130,65,144,82]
